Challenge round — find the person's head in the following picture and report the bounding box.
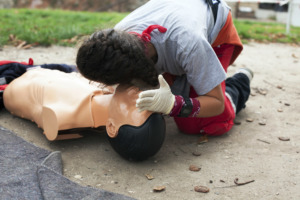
[76,29,159,87]
[105,84,166,161]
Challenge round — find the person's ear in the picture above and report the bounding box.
[106,118,117,138]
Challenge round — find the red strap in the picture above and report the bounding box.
[130,25,167,42]
[169,95,201,118]
[0,58,34,66]
[28,58,34,65]
[0,84,8,91]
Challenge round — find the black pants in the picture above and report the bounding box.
[225,73,251,114]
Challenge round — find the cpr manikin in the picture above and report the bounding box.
[3,68,166,160]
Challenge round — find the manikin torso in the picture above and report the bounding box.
[3,68,151,140]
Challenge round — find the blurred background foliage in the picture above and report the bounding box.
[0,9,127,46]
[0,4,299,47]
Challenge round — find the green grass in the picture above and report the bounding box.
[0,9,300,46]
[0,9,127,46]
[234,19,300,44]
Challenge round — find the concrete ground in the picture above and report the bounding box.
[0,42,299,200]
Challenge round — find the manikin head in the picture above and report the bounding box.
[105,84,166,161]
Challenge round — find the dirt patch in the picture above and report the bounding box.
[0,43,299,200]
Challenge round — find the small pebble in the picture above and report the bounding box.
[194,186,209,193]
[189,165,201,172]
[145,174,154,180]
[74,175,82,179]
[153,186,166,192]
[192,152,202,156]
[246,118,254,122]
[258,120,266,125]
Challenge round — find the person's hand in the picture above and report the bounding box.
[136,75,175,114]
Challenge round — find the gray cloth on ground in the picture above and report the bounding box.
[0,126,135,200]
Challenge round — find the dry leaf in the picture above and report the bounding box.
[234,120,241,125]
[258,89,267,95]
[192,152,201,156]
[258,120,266,125]
[22,44,33,49]
[145,174,154,180]
[277,108,283,112]
[189,165,201,172]
[9,34,15,41]
[246,118,254,122]
[278,137,290,141]
[234,178,255,186]
[74,175,82,179]
[153,186,166,192]
[17,41,27,49]
[292,53,299,59]
[198,135,208,144]
[61,35,79,44]
[194,186,209,193]
[253,87,268,95]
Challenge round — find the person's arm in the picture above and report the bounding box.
[136,75,224,118]
[194,83,224,117]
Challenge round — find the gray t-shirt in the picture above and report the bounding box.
[115,0,230,95]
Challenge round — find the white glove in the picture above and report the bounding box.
[136,75,175,114]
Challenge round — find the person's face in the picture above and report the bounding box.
[106,85,152,137]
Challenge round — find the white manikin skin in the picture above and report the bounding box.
[3,68,152,141]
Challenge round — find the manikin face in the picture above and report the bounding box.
[106,85,152,138]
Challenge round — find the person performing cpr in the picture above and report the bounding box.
[76,0,253,136]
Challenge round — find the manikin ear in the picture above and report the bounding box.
[106,118,118,138]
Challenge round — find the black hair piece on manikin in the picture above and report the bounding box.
[107,113,166,161]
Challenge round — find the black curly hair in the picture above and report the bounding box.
[76,29,159,87]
